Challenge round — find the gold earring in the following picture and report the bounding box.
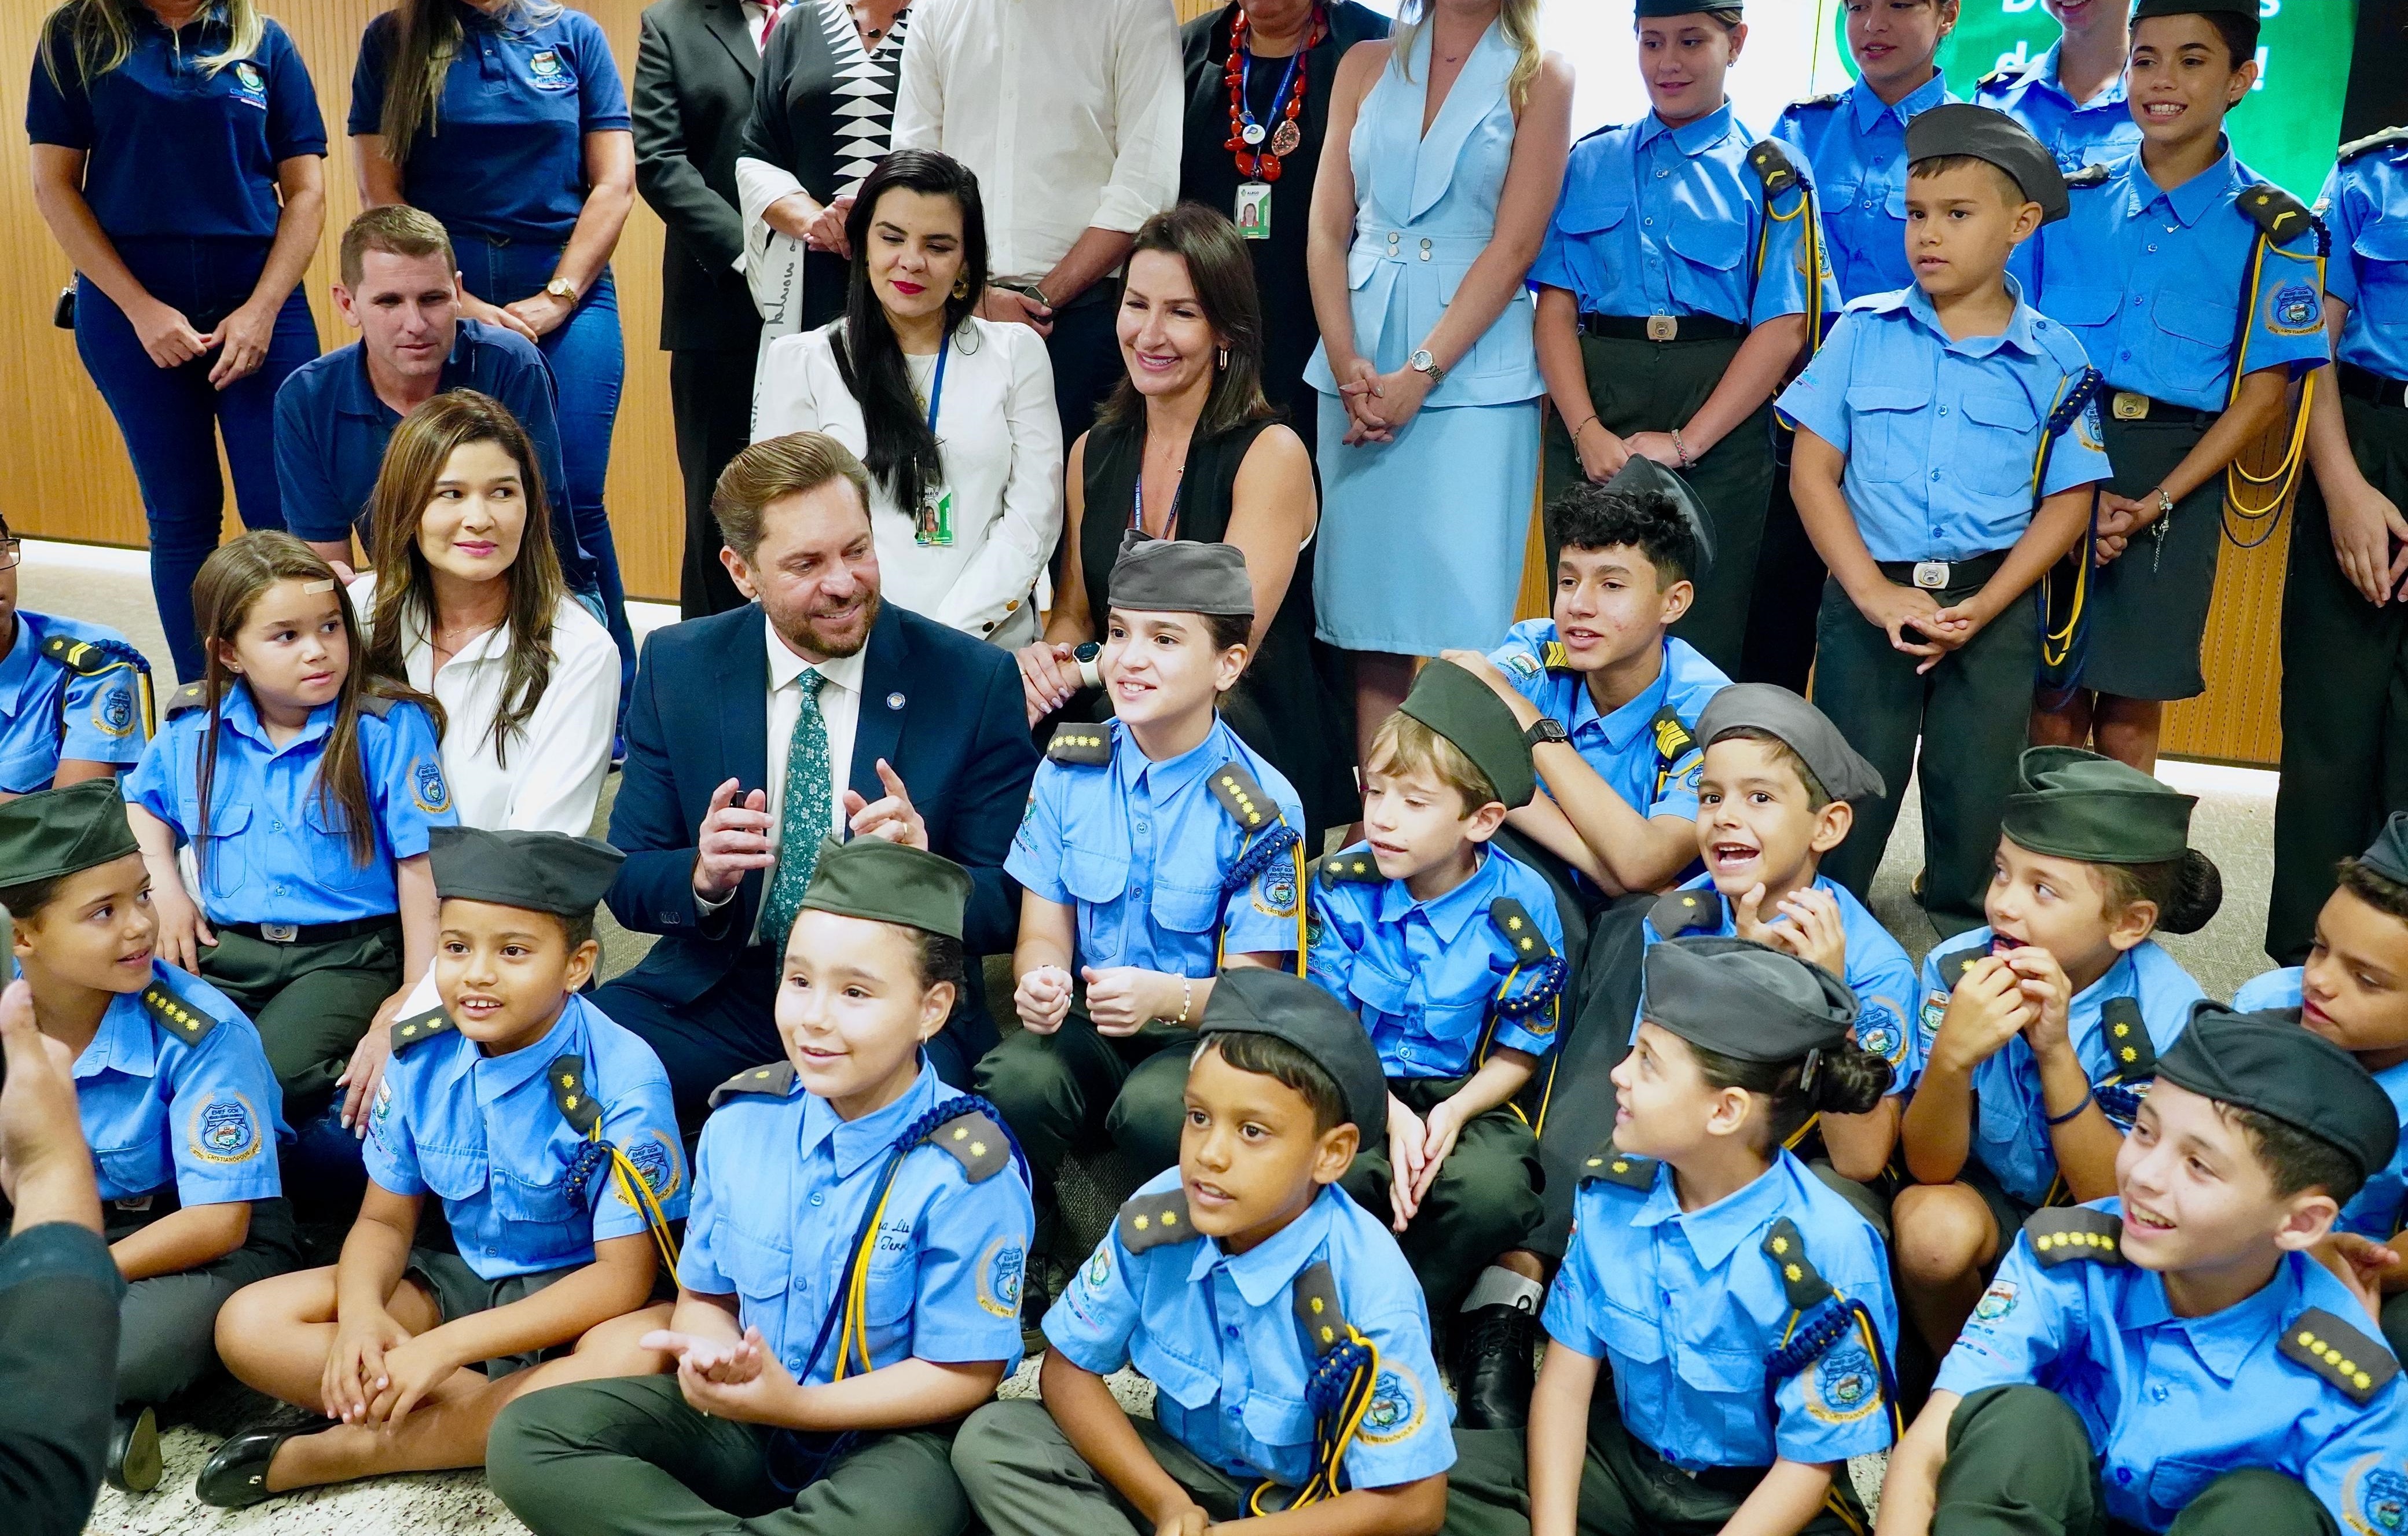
[1217,347,1230,370]
[953,276,970,300]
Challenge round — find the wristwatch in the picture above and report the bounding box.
[1409,347,1447,386]
[1522,717,1569,748]
[544,277,579,303]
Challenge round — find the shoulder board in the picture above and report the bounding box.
[1577,1142,1658,1189]
[1649,704,1697,767]
[40,633,145,678]
[2239,182,2316,246]
[2022,1206,2125,1267]
[2280,1306,2402,1406]
[1977,64,2019,90]
[164,681,211,719]
[1292,1260,1353,1357]
[1933,939,1989,989]
[140,980,218,1046]
[1746,139,1802,201]
[548,1053,602,1136]
[1541,640,1574,673]
[1786,90,1844,114]
[707,1060,796,1109]
[2063,163,2112,190]
[1763,1217,1836,1311]
[2339,126,2408,164]
[2099,995,2156,1079]
[354,690,397,720]
[1207,761,1279,833]
[1045,723,1111,766]
[926,1107,1011,1183]
[391,1005,454,1053]
[1115,1186,1198,1254]
[1650,887,1720,938]
[1488,896,1557,964]
[1318,848,1383,887]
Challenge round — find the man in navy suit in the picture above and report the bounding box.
[596,432,1038,1122]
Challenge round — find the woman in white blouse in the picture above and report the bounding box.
[753,149,1062,646]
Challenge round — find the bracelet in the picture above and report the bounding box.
[1671,427,1694,469]
[2044,1087,2095,1127]
[1176,978,1194,1027]
[1572,414,1599,442]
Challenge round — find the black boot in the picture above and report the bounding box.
[105,1406,162,1494]
[1451,1303,1539,1431]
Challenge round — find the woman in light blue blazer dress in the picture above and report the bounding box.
[1305,0,1570,757]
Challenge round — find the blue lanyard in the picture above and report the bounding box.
[922,332,950,435]
[1239,39,1306,138]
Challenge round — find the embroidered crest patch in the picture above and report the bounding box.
[2343,1454,2408,1536]
[1357,1363,1427,1445]
[977,1237,1026,1318]
[410,757,453,813]
[1254,861,1300,918]
[2268,281,2324,336]
[527,49,574,90]
[616,1130,680,1205]
[1804,1337,1882,1424]
[1856,999,1907,1065]
[1973,1280,2017,1324]
[95,685,137,737]
[1084,1247,1113,1292]
[189,1094,260,1164]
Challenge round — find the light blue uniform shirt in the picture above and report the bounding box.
[76,960,287,1207]
[1046,1170,1455,1491]
[2234,967,2408,1241]
[2033,144,2332,413]
[678,1061,1032,1381]
[122,685,455,925]
[1776,278,2113,563]
[1008,717,1306,974]
[1938,1202,2408,1535]
[365,993,687,1282]
[1974,45,2142,175]
[1306,842,1566,1078]
[1486,625,1728,822]
[0,611,148,794]
[1638,873,1920,1093]
[1546,1150,1901,1469]
[1918,931,2203,1207]
[2317,139,2408,384]
[1774,73,1955,302]
[1529,104,1834,326]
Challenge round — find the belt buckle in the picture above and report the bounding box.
[1646,314,1679,343]
[1911,560,1950,590]
[260,922,299,944]
[2111,390,2150,421]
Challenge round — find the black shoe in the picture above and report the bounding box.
[105,1406,162,1494]
[1451,1303,1539,1431]
[1019,1250,1063,1357]
[195,1414,314,1509]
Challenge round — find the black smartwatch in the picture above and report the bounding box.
[1522,717,1569,748]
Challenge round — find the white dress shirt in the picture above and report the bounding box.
[753,613,864,945]
[889,0,1182,281]
[753,316,1063,646]
[743,0,780,52]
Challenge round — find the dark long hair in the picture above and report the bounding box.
[832,150,990,519]
[1098,203,1274,440]
[376,0,564,163]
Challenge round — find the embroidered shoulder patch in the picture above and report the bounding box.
[976,1234,1025,1318]
[2022,1206,2124,1267]
[1358,1362,1429,1444]
[1804,1335,1882,1424]
[409,756,453,814]
[188,1092,262,1164]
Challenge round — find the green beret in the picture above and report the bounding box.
[2359,811,2408,886]
[1396,659,1536,810]
[1107,531,1254,620]
[2000,747,2194,865]
[1906,104,2071,223]
[1642,936,1858,1063]
[430,826,623,916]
[1697,684,1885,803]
[1605,454,1715,579]
[2158,1004,2402,1182]
[0,778,140,892]
[1201,969,1388,1141]
[2132,0,2259,21]
[799,835,971,942]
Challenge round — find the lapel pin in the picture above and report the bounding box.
[886,692,905,710]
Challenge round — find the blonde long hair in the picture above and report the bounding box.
[1391,0,1543,114]
[40,0,264,84]
[376,0,564,161]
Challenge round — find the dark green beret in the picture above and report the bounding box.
[2359,811,2408,886]
[799,835,971,942]
[1107,531,1255,620]
[1201,969,1388,1141]
[1397,659,1536,810]
[2132,0,2260,21]
[1605,453,1715,579]
[1906,103,2071,223]
[1635,0,1738,16]
[1641,936,1858,1063]
[0,778,140,892]
[2158,1004,2402,1182]
[430,826,623,916]
[1698,684,1885,803]
[2000,747,2194,865]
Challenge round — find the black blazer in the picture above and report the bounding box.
[633,0,762,353]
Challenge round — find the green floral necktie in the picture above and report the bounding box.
[759,671,831,950]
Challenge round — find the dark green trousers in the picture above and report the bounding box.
[952,1398,1262,1536]
[1813,566,2039,938]
[109,1196,299,1406]
[1936,1385,2339,1536]
[1541,333,1776,677]
[2079,414,2220,702]
[487,1373,971,1536]
[2270,396,2408,963]
[199,924,402,1103]
[972,1015,1191,1221]
[1341,1075,1543,1318]
[1441,1415,1867,1536]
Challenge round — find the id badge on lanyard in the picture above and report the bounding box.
[1235,180,1273,240]
[915,334,955,546]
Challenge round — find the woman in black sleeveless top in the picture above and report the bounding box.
[1017,204,1353,842]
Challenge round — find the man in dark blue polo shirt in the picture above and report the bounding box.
[274,205,590,589]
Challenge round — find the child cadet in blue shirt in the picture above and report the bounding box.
[2027,0,2329,771]
[488,836,1034,1536]
[1974,0,2141,173]
[0,508,152,795]
[955,968,1453,1536]
[1528,0,1834,675]
[982,535,1305,1263]
[1457,466,1728,900]
[1895,747,2218,1357]
[1880,1007,2408,1536]
[199,826,684,1508]
[1780,105,2112,936]
[0,779,296,1495]
[1443,937,1903,1536]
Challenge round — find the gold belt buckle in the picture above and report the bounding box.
[1646,315,1679,343]
[261,922,299,943]
[2111,391,2150,421]
[1911,561,1950,590]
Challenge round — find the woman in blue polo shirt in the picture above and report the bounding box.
[26,0,326,684]
[350,0,638,700]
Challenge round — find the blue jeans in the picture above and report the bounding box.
[75,237,320,681]
[452,234,636,713]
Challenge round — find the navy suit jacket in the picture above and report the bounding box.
[604,600,1036,1032]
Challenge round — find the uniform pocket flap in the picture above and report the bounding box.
[1061,845,1131,906]
[2151,291,2239,345]
[1149,882,1224,936]
[2354,219,2408,261]
[1962,391,2039,431]
[1672,1342,1767,1395]
[490,1170,587,1226]
[2043,286,2121,326]
[720,1224,794,1300]
[1129,1334,1220,1409]
[1666,214,1746,271]
[1346,958,1412,1016]
[1597,1297,1668,1365]
[1554,192,1632,236]
[416,1144,491,1203]
[1844,384,1922,414]
[1241,1391,1317,1450]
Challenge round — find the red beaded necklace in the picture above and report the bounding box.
[1224,6,1326,182]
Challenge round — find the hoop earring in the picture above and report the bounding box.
[953,276,970,300]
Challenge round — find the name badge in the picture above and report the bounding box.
[1235,181,1273,241]
[916,485,955,547]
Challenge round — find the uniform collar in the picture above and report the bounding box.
[1631,1150,1796,1270]
[335,324,476,422]
[2070,947,2140,1019]
[2120,142,2241,229]
[801,1059,942,1179]
[1852,71,1947,134]
[764,614,866,699]
[2033,41,2128,114]
[1897,272,2049,359]
[1588,640,1677,754]
[218,683,337,754]
[471,993,589,1103]
[77,978,167,1082]
[1636,102,1737,157]
[2123,1233,2304,1384]
[1373,844,1499,944]
[1185,1181,1338,1307]
[1118,716,1226,803]
[0,611,36,711]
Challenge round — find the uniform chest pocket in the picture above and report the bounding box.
[490,1168,590,1230]
[1149,882,1225,937]
[1844,385,1926,483]
[1665,214,1746,274]
[1129,1332,1219,1410]
[1596,1296,1669,1367]
[1958,392,2041,496]
[1240,1391,1316,1454]
[862,1252,918,1327]
[0,737,54,795]
[1061,844,1132,906]
[719,1224,795,1302]
[305,798,378,892]
[2146,1457,2228,1511]
[183,797,251,896]
[2353,221,2408,305]
[1558,189,1632,240]
[2149,291,2240,358]
[416,1144,491,1204]
[94,1139,172,1199]
[1346,957,1412,1018]
[2039,286,2121,330]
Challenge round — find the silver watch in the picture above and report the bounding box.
[1409,347,1446,386]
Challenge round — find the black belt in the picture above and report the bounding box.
[2102,389,2218,429]
[1877,550,2010,591]
[2340,362,2408,410]
[218,914,399,946]
[1580,313,1747,343]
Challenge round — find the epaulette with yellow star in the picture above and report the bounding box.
[1488,896,1555,962]
[1578,1142,1658,1190]
[2279,1307,2400,1406]
[1115,1186,1196,1254]
[926,1107,1011,1183]
[1650,887,1720,938]
[1207,761,1278,833]
[548,1054,603,1134]
[707,1060,797,1109]
[1933,939,1989,989]
[1318,847,1382,886]
[1291,1260,1353,1357]
[2022,1206,2124,1267]
[1045,723,1111,766]
[140,980,219,1046]
[390,1005,454,1053]
[164,681,211,719]
[1762,1217,1836,1311]
[2099,997,2156,1077]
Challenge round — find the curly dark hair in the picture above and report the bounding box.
[1545,484,1698,586]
